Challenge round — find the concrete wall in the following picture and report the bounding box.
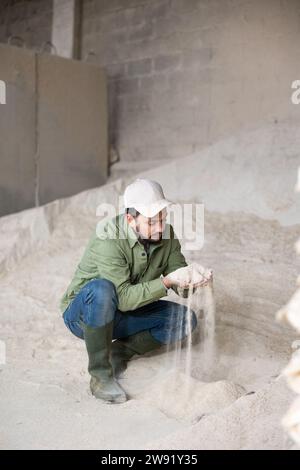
[81,0,300,162]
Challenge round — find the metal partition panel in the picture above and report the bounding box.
[0,44,108,216]
[0,44,36,216]
[37,54,108,205]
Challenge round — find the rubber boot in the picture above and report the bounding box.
[111,329,162,378]
[82,320,127,404]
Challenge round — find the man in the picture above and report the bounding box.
[60,178,210,404]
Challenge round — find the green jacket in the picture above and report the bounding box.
[60,212,188,314]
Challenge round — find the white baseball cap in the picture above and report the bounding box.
[123,178,173,218]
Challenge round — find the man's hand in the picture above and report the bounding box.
[162,266,213,291]
[192,269,213,288]
[161,275,175,290]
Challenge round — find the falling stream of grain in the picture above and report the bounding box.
[160,279,216,405]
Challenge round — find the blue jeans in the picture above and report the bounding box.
[62,278,197,345]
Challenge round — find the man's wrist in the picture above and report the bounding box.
[160,275,170,291]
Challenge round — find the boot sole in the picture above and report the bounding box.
[90,377,127,403]
[92,391,128,404]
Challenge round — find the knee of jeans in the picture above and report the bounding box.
[182,308,197,332]
[84,278,118,327]
[85,278,118,306]
[171,305,197,332]
[191,311,198,331]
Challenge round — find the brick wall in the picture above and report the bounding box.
[81,0,300,162]
[1,0,300,164]
[0,0,53,50]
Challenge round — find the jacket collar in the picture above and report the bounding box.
[121,212,139,248]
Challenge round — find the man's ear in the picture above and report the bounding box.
[125,213,134,225]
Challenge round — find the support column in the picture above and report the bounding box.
[51,0,81,59]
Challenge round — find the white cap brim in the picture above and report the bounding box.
[131,199,173,218]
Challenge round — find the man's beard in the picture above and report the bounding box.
[139,234,162,245]
[135,226,162,244]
